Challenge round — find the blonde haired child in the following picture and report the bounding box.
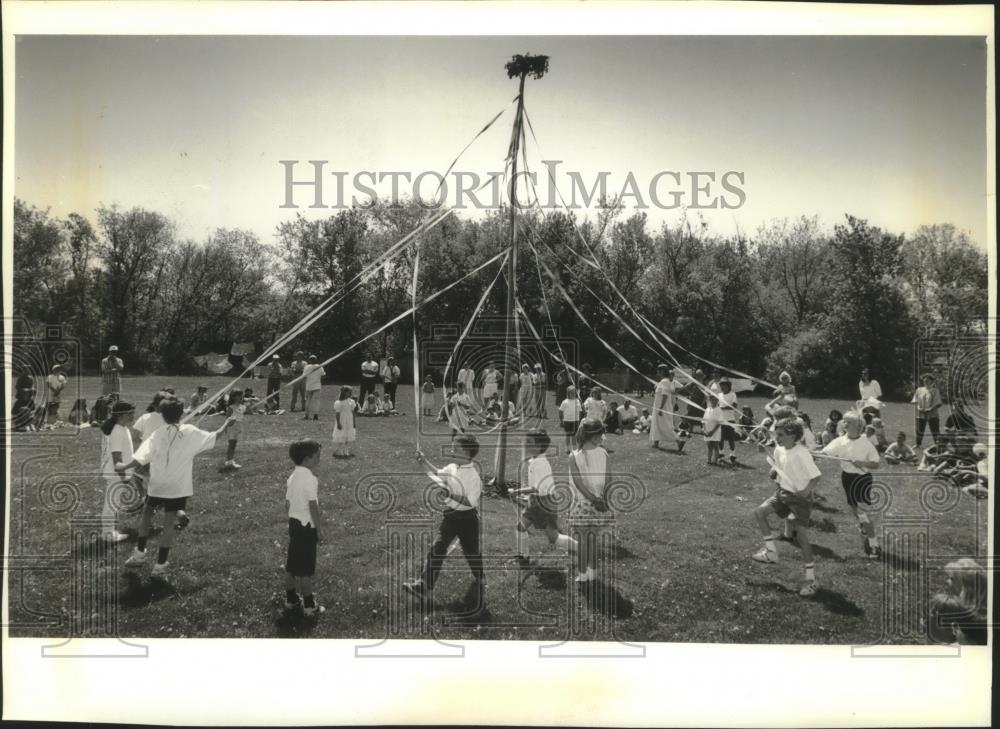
[821,411,882,558]
[558,386,582,449]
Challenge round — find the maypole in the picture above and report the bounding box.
[495,53,548,487]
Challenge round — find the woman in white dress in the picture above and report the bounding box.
[516,364,534,418]
[448,381,475,439]
[569,418,611,583]
[482,363,499,401]
[858,368,883,423]
[651,364,685,453]
[332,386,357,457]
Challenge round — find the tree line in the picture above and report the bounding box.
[13,196,987,400]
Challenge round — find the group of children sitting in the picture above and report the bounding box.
[358,391,401,417]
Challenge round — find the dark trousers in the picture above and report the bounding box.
[915,415,940,447]
[290,380,306,411]
[359,377,377,404]
[720,423,737,450]
[384,382,398,409]
[266,378,281,410]
[422,508,483,588]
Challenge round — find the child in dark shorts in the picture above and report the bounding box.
[508,429,578,568]
[751,419,823,597]
[283,440,325,616]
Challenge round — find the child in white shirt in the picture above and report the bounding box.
[100,401,138,543]
[822,411,882,558]
[702,395,724,466]
[508,429,578,568]
[421,375,436,417]
[583,387,608,423]
[224,390,247,469]
[558,386,583,449]
[283,439,325,617]
[116,398,233,576]
[717,379,740,464]
[752,418,822,596]
[633,408,651,434]
[568,418,611,583]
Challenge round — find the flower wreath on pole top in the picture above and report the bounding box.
[505,54,550,80]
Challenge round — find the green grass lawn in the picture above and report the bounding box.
[6,376,988,642]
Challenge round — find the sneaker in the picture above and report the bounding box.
[151,561,170,577]
[175,511,191,531]
[124,548,148,567]
[104,530,129,543]
[303,602,325,617]
[752,548,778,564]
[799,580,819,597]
[230,461,242,469]
[402,580,428,598]
[730,454,737,464]
[777,534,796,544]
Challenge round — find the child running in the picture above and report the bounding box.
[224,389,246,469]
[558,386,582,449]
[100,401,137,543]
[332,386,357,458]
[116,398,233,576]
[403,436,485,608]
[283,439,325,616]
[821,411,883,558]
[508,429,578,568]
[751,418,822,597]
[568,418,611,583]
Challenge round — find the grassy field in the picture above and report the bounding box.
[6,376,988,642]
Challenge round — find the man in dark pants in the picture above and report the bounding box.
[403,436,484,609]
[912,373,943,448]
[289,351,307,412]
[266,355,283,412]
[381,357,401,410]
[359,353,379,405]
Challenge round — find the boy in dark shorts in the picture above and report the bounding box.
[508,429,578,568]
[116,398,233,577]
[752,419,822,597]
[283,440,325,616]
[821,411,882,558]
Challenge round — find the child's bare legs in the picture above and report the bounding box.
[155,510,179,564]
[137,502,155,544]
[754,503,774,538]
[544,526,577,553]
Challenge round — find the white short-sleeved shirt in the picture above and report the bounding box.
[133,411,166,442]
[620,404,640,422]
[822,434,880,474]
[773,443,822,493]
[527,455,555,497]
[584,397,608,422]
[716,391,738,422]
[559,398,582,422]
[286,465,319,526]
[101,424,134,477]
[304,364,325,391]
[435,463,482,511]
[132,424,218,498]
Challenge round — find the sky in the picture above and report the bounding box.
[15,35,990,246]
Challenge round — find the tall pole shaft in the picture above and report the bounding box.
[495,72,527,485]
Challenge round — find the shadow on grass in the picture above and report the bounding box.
[881,550,922,572]
[810,517,838,534]
[118,571,185,608]
[274,607,324,638]
[612,541,639,560]
[443,582,492,625]
[756,580,864,616]
[578,579,634,619]
[810,500,841,514]
[71,527,163,559]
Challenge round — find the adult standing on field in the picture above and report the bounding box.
[101,345,124,397]
[289,351,307,412]
[303,355,326,421]
[382,357,401,410]
[266,355,284,412]
[46,364,67,424]
[533,363,548,419]
[651,364,685,453]
[912,373,943,448]
[858,368,883,423]
[360,353,380,405]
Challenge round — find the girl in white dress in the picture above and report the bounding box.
[650,364,685,453]
[421,375,436,416]
[569,418,611,583]
[449,381,475,439]
[332,386,357,457]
